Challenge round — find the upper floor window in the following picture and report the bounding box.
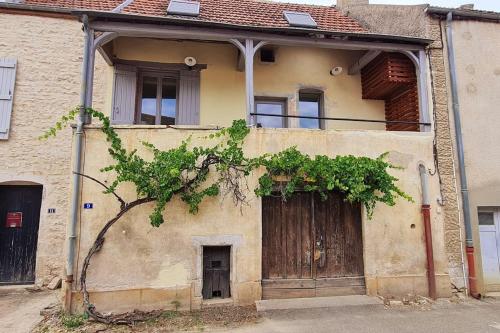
[298,89,323,129]
[255,97,287,128]
[111,63,202,126]
[139,75,177,125]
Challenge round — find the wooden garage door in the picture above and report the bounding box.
[262,192,365,299]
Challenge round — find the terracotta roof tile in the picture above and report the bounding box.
[21,0,366,33]
[23,0,122,11]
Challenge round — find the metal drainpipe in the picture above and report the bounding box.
[64,14,91,312]
[419,164,437,300]
[445,12,480,298]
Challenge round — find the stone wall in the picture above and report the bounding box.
[0,12,108,285]
[427,17,466,290]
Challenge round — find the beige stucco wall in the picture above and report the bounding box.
[112,38,385,130]
[0,12,109,285]
[73,126,451,312]
[449,19,500,293]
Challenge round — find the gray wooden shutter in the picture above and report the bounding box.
[177,70,200,125]
[112,67,137,125]
[0,58,17,140]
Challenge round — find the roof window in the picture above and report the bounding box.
[283,11,317,28]
[167,0,200,17]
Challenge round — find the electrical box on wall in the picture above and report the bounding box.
[5,212,22,228]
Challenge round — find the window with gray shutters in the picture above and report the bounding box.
[0,58,17,140]
[111,64,201,126]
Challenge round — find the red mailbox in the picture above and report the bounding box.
[5,212,23,228]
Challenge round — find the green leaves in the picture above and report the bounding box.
[45,108,412,226]
[254,148,413,219]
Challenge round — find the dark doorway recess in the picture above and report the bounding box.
[0,185,43,284]
[262,191,365,299]
[202,246,231,299]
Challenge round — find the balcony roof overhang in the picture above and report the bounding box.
[73,9,431,52]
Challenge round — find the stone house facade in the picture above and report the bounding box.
[1,0,488,313]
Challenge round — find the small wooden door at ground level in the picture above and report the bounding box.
[202,246,231,299]
[0,185,43,284]
[262,192,365,299]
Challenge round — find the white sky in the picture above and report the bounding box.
[274,0,500,11]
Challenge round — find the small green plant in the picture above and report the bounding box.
[162,310,179,320]
[171,300,181,312]
[60,313,87,329]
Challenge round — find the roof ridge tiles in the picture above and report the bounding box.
[17,0,367,33]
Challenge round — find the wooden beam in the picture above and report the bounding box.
[348,50,381,75]
[89,21,425,52]
[97,45,114,66]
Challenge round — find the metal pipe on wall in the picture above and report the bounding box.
[64,14,91,312]
[419,163,437,300]
[445,12,479,298]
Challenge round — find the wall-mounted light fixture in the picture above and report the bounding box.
[330,66,343,76]
[184,56,197,68]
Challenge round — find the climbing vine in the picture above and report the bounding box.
[42,107,412,324]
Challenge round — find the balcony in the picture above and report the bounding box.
[84,22,430,134]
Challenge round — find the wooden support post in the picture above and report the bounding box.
[244,39,255,125]
[418,50,431,132]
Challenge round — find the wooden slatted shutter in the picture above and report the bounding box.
[111,67,137,125]
[0,58,17,140]
[177,70,200,125]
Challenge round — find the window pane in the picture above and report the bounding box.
[479,212,495,225]
[299,93,320,129]
[161,79,177,125]
[140,77,157,125]
[256,102,284,128]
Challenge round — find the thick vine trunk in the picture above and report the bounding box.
[79,197,155,324]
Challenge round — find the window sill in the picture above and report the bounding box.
[82,124,222,130]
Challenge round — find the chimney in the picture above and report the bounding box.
[459,4,474,10]
[336,0,369,9]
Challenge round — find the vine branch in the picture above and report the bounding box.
[74,172,126,209]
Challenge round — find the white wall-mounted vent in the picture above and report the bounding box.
[283,11,317,28]
[167,0,200,17]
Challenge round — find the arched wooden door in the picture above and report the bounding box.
[262,192,365,299]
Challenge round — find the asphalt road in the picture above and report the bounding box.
[232,297,500,333]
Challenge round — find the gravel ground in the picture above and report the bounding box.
[33,305,259,333]
[0,287,58,333]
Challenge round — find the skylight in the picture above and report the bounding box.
[283,11,318,28]
[167,0,200,17]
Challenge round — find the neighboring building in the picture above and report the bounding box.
[426,7,500,295]
[0,0,460,313]
[0,2,110,286]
